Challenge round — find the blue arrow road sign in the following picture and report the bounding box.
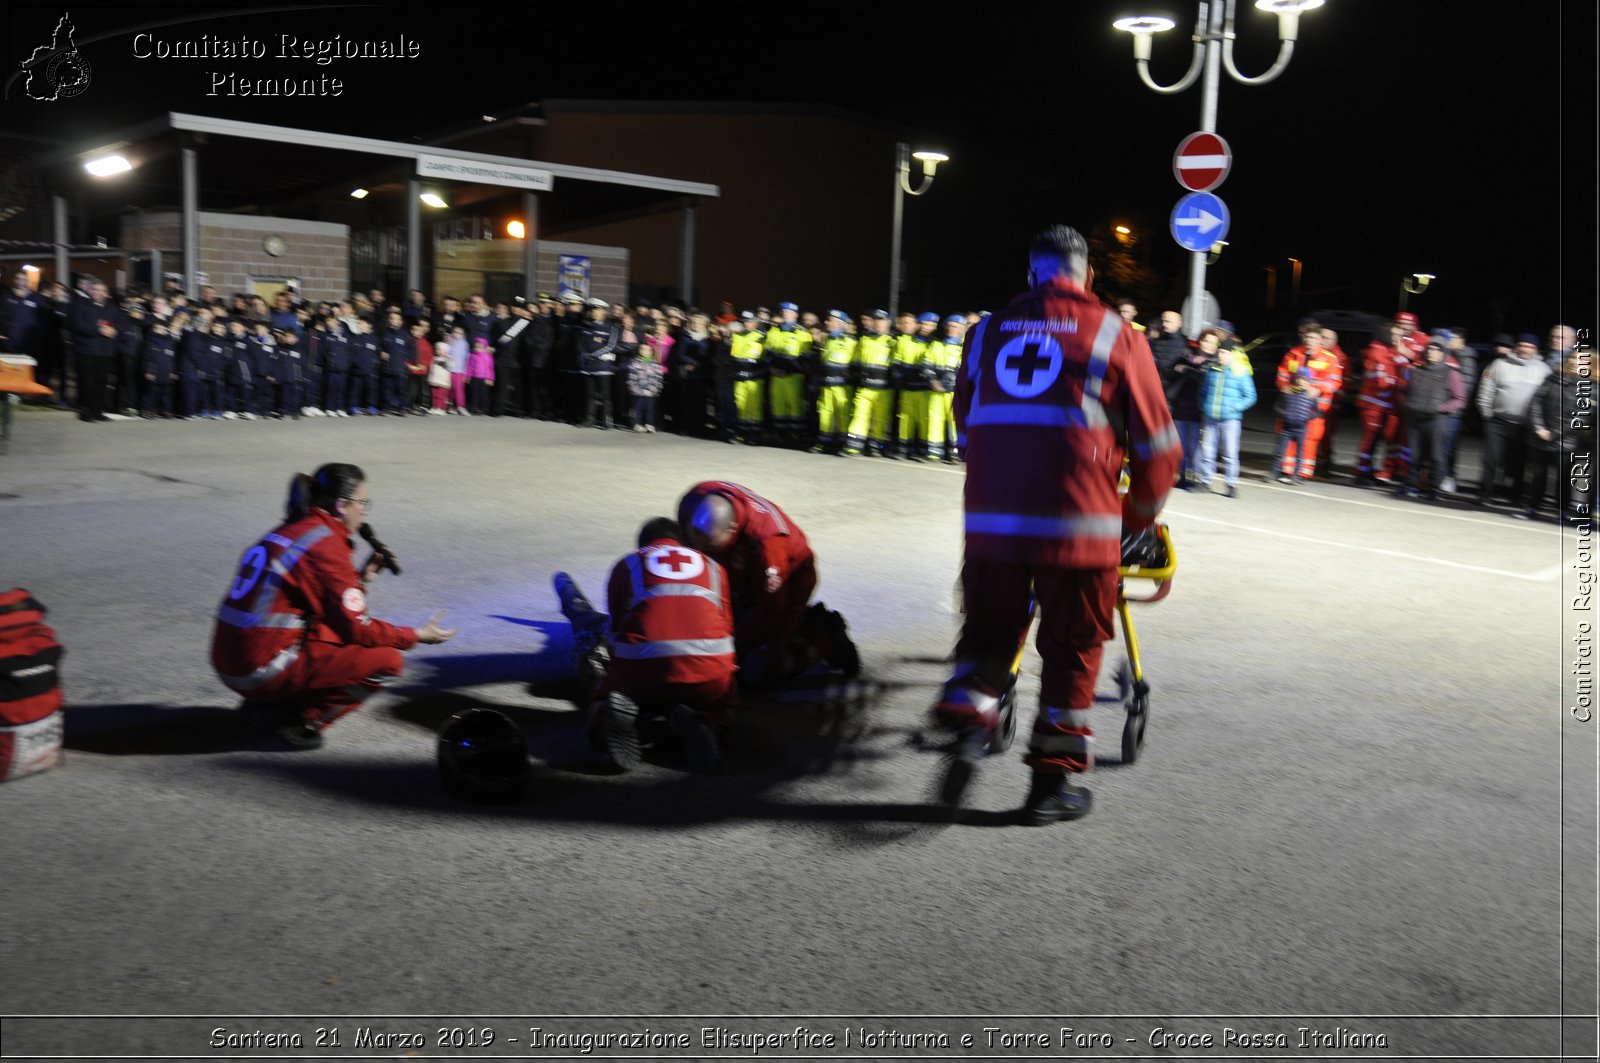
[1170,192,1230,252]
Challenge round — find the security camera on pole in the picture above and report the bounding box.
[1114,0,1324,337]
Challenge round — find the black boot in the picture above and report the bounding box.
[1020,772,1092,825]
[936,727,987,814]
[602,692,642,770]
[668,703,720,774]
[243,701,323,750]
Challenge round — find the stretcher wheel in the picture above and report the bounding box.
[1122,692,1149,765]
[990,686,1018,753]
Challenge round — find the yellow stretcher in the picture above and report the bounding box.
[987,523,1177,765]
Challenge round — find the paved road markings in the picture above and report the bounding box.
[1168,508,1560,582]
[1247,479,1563,535]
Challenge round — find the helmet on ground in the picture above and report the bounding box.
[437,708,528,803]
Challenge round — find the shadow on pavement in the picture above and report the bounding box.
[65,703,285,756]
[402,649,561,690]
[399,618,575,691]
[244,755,957,843]
[385,618,589,738]
[385,688,574,733]
[242,677,981,844]
[385,675,902,774]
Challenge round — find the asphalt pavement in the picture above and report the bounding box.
[0,405,1590,1061]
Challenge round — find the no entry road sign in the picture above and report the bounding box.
[1174,131,1232,193]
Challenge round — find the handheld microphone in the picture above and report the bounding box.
[358,523,401,576]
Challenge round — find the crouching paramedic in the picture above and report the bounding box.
[932,225,1179,825]
[591,517,738,773]
[677,481,858,685]
[211,463,455,748]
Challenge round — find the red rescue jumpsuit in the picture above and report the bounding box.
[1275,346,1343,478]
[1315,342,1349,472]
[598,536,739,728]
[955,276,1179,773]
[1356,339,1409,480]
[212,509,415,729]
[677,481,816,658]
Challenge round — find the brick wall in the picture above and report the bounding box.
[119,215,626,305]
[433,239,628,303]
[120,219,180,254]
[119,213,350,302]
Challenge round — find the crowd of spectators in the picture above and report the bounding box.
[1139,301,1589,522]
[2,269,1587,521]
[0,272,980,462]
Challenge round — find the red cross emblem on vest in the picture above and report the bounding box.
[645,545,705,581]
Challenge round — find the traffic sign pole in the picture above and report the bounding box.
[1187,42,1223,338]
[1172,188,1226,344]
[1121,0,1315,338]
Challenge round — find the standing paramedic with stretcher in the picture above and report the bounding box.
[931,225,1180,825]
[211,463,456,749]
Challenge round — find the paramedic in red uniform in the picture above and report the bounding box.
[932,225,1180,825]
[212,463,455,748]
[677,481,857,685]
[1355,322,1412,484]
[1274,330,1343,479]
[591,517,738,773]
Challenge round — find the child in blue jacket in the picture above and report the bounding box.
[1274,368,1321,484]
[1196,331,1258,496]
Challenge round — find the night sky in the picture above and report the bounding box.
[2,0,1593,339]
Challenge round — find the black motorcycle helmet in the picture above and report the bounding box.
[437,708,528,803]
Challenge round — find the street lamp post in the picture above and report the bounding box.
[1398,272,1434,312]
[889,143,947,321]
[1115,0,1323,337]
